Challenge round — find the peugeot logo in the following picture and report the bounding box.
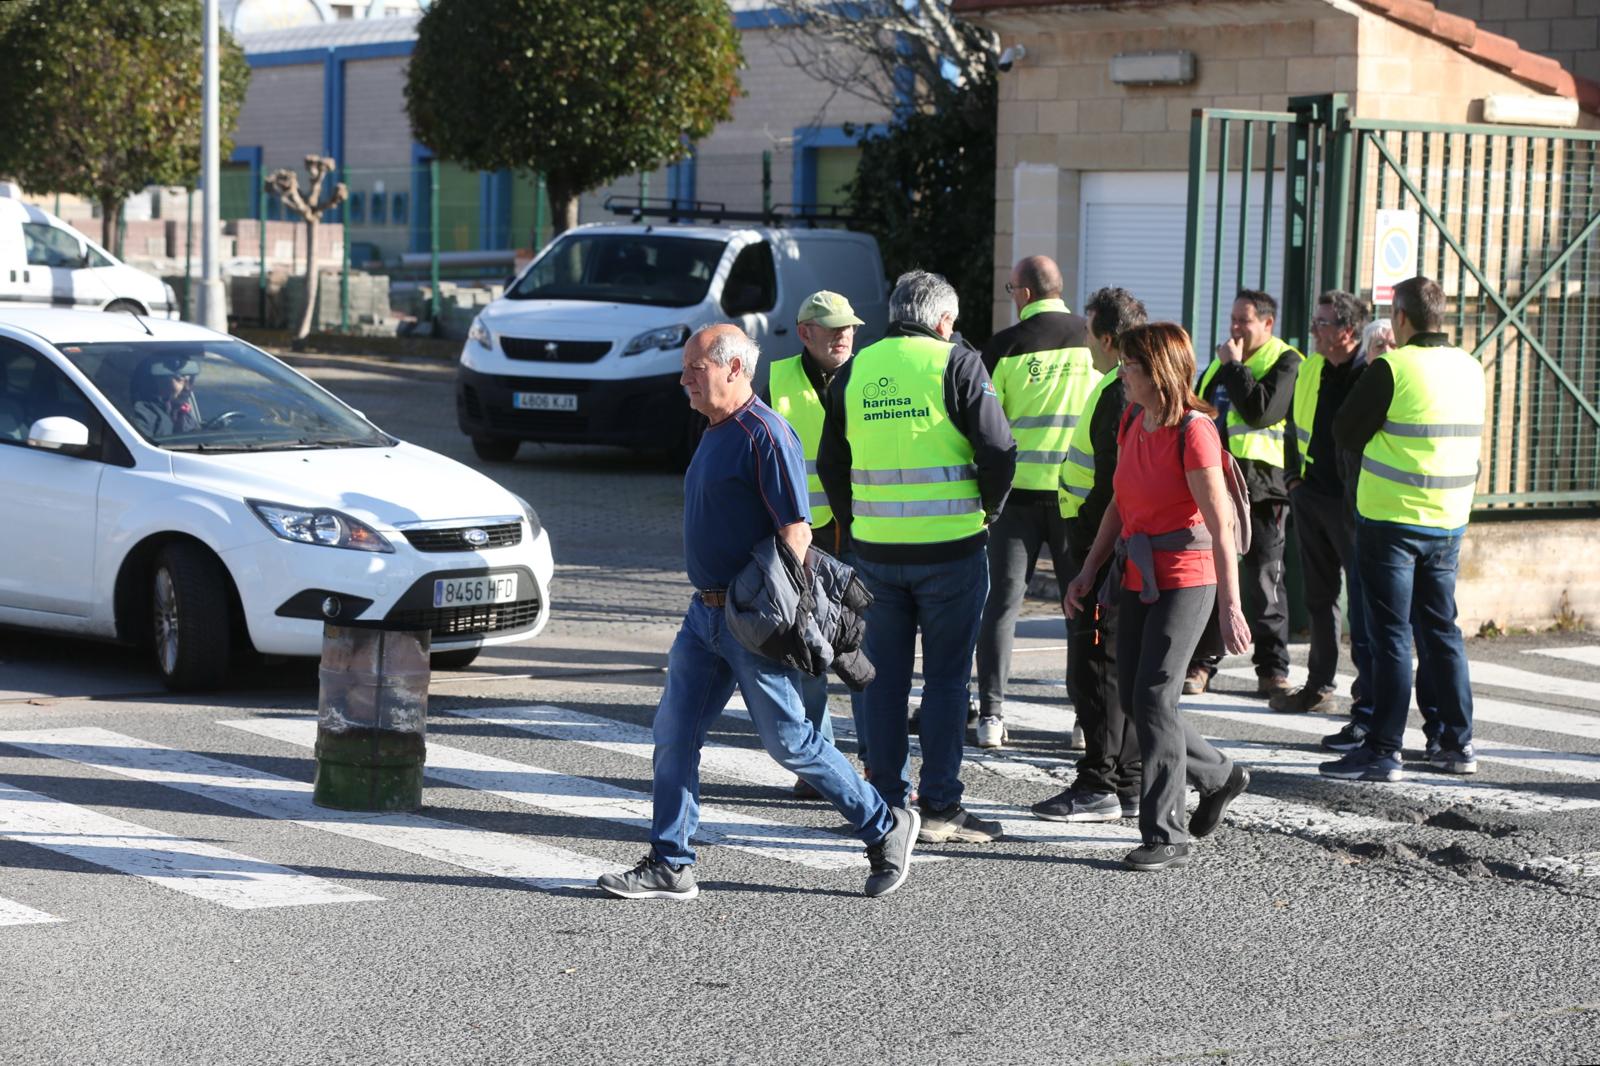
[462,528,490,547]
[544,341,559,359]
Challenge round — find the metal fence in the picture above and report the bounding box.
[1184,94,1600,513]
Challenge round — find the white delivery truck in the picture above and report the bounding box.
[454,216,888,463]
[0,192,178,318]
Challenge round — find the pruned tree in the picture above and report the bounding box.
[267,156,349,342]
[404,0,742,238]
[0,0,250,249]
[768,0,997,116]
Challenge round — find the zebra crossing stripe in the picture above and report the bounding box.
[1215,666,1600,745]
[0,778,376,911]
[0,894,62,927]
[0,727,619,892]
[1525,646,1600,669]
[1464,658,1600,704]
[219,717,890,872]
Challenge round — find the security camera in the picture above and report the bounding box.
[997,45,1026,73]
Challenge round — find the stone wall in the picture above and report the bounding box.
[1458,517,1600,631]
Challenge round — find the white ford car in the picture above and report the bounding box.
[0,309,553,690]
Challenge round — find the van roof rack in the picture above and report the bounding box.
[602,195,864,228]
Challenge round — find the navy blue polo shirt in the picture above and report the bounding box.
[684,395,810,590]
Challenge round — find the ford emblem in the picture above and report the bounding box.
[463,528,490,547]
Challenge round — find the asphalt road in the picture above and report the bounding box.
[2,351,1598,1065]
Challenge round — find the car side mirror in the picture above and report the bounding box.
[27,416,90,452]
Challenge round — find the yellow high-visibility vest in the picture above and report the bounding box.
[1197,335,1298,468]
[768,354,832,526]
[1289,352,1325,476]
[991,298,1101,492]
[843,335,983,545]
[1057,371,1118,520]
[1357,343,1486,530]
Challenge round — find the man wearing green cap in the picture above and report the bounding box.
[762,289,864,796]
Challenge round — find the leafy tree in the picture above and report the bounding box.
[845,74,998,344]
[0,0,250,248]
[405,0,741,237]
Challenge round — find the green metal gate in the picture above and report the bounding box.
[1184,94,1600,512]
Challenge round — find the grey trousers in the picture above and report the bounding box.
[975,498,1072,717]
[1118,584,1235,846]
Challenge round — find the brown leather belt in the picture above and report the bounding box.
[699,589,727,607]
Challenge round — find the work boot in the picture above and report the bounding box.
[918,803,1003,843]
[1255,673,1292,699]
[1270,685,1338,714]
[1183,667,1210,695]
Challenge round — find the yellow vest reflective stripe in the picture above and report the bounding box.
[768,354,832,526]
[1196,335,1296,468]
[844,335,983,545]
[1058,371,1117,519]
[1357,344,1486,530]
[1290,352,1326,474]
[991,318,1100,492]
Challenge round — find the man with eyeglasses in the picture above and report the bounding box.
[1273,290,1370,715]
[972,255,1097,749]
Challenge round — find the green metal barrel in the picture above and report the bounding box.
[313,621,431,812]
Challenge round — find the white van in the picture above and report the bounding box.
[454,221,888,462]
[0,194,178,318]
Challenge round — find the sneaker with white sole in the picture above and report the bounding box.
[1321,722,1368,752]
[918,803,1003,843]
[597,854,698,900]
[1319,747,1404,782]
[1430,744,1478,775]
[864,807,920,898]
[976,714,1006,749]
[1031,789,1120,823]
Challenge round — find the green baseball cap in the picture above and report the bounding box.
[796,290,864,329]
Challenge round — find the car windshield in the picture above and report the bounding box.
[57,338,394,452]
[505,234,726,307]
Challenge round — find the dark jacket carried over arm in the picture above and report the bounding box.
[1202,344,1302,503]
[724,538,877,690]
[816,322,1017,563]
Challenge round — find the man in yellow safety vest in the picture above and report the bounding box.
[1321,276,1486,783]
[972,255,1099,750]
[817,270,1018,845]
[763,290,864,796]
[1187,289,1302,698]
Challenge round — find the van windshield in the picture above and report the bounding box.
[505,234,727,307]
[57,339,394,452]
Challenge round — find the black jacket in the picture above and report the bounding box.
[725,538,877,691]
[816,322,1018,564]
[1199,343,1302,504]
[982,307,1093,506]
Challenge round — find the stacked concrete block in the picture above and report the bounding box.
[283,269,396,334]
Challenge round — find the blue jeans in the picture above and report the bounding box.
[1348,537,1443,744]
[800,671,835,748]
[854,549,989,810]
[1355,520,1473,757]
[650,597,892,866]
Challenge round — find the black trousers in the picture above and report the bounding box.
[1066,550,1139,797]
[1194,498,1290,680]
[975,498,1071,716]
[1290,484,1355,692]
[1120,585,1235,846]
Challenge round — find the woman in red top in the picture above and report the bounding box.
[1065,323,1253,871]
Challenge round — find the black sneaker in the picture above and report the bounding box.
[864,807,920,898]
[1319,748,1404,782]
[597,854,698,900]
[1430,744,1478,775]
[1031,789,1120,823]
[1124,842,1190,871]
[918,803,1003,843]
[1189,765,1249,838]
[1321,723,1368,752]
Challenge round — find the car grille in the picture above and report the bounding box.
[402,522,522,552]
[388,597,541,637]
[501,336,611,363]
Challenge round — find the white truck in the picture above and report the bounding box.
[454,219,888,463]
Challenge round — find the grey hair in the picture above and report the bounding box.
[694,324,760,380]
[889,270,959,331]
[1361,318,1395,361]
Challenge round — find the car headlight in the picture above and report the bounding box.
[622,324,690,356]
[248,500,394,553]
[512,493,544,541]
[468,315,494,350]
